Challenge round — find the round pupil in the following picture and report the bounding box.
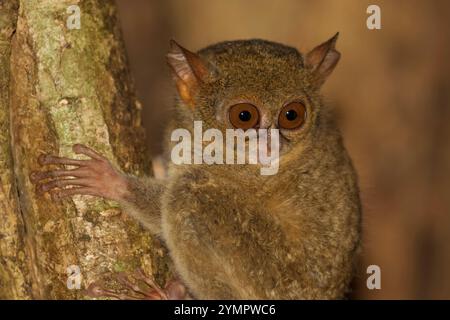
[239,110,252,122]
[285,109,298,121]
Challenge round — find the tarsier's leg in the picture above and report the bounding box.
[85,269,188,300]
[30,144,166,235]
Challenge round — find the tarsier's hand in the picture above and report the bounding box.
[30,144,129,201]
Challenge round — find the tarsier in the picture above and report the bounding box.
[31,33,361,299]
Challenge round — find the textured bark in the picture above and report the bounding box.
[1,0,169,299]
[0,0,31,299]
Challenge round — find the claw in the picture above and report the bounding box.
[73,144,105,161]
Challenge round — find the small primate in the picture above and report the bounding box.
[31,34,361,299]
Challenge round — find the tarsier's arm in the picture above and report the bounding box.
[120,176,165,236]
[31,144,189,299]
[30,144,164,236]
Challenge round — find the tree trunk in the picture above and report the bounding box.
[0,0,31,300]
[1,0,169,299]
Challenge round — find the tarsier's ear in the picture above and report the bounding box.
[305,33,341,88]
[167,40,210,108]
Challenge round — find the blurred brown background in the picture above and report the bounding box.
[115,0,450,299]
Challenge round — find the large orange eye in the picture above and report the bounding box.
[228,103,260,130]
[278,102,306,129]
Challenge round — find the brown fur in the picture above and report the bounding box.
[159,37,361,299]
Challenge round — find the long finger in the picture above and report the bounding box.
[38,178,91,193]
[73,144,105,161]
[51,187,98,200]
[30,168,89,183]
[38,154,88,167]
[134,269,167,299]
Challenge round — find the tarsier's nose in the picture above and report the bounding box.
[256,116,275,130]
[258,123,280,155]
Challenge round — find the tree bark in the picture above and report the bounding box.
[0,0,32,300]
[1,0,169,299]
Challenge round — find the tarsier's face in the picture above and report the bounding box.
[194,40,320,154]
[167,36,340,159]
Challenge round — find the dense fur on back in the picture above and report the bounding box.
[160,39,361,299]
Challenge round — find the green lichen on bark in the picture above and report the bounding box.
[6,0,169,299]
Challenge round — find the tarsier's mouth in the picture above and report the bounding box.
[171,122,281,175]
[257,130,290,154]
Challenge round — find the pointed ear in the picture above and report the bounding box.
[166,40,210,107]
[305,33,341,88]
